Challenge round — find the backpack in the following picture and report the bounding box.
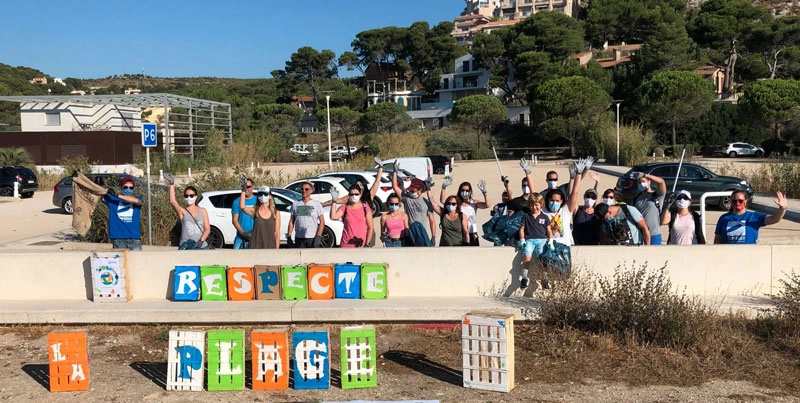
[601,204,641,246]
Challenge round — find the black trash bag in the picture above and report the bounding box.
[539,240,572,277]
[482,210,525,246]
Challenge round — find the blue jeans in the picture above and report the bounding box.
[233,236,249,249]
[294,237,315,248]
[112,238,142,251]
[384,238,403,247]
[650,234,662,245]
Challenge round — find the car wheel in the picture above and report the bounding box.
[0,186,12,197]
[728,151,737,158]
[371,197,383,217]
[755,150,764,158]
[435,167,445,174]
[62,197,74,214]
[20,192,34,199]
[718,190,737,210]
[207,226,224,249]
[320,226,337,248]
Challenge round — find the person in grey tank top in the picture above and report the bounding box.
[165,175,210,250]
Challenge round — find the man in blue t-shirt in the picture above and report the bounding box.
[103,176,143,250]
[714,190,788,244]
[232,177,256,249]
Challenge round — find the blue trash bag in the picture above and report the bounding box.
[539,240,572,276]
[178,239,196,250]
[482,210,525,246]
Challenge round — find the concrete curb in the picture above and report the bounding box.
[591,165,800,224]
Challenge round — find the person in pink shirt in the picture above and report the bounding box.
[329,184,374,248]
[380,193,409,247]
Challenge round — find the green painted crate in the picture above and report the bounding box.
[281,265,308,300]
[200,265,228,301]
[340,325,377,389]
[360,263,387,299]
[206,329,245,391]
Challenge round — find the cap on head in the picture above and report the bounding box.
[255,186,271,195]
[408,178,424,192]
[677,190,691,199]
[120,176,135,186]
[585,188,598,198]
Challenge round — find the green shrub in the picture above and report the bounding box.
[592,262,715,349]
[470,147,495,160]
[717,159,800,198]
[772,270,800,328]
[597,124,655,166]
[0,146,34,167]
[538,267,596,328]
[58,155,93,175]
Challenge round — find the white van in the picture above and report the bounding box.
[376,157,434,181]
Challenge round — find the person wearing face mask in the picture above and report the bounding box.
[508,158,537,214]
[392,166,436,246]
[594,202,651,245]
[542,161,582,246]
[167,177,210,250]
[441,180,490,246]
[330,184,374,248]
[540,170,570,205]
[103,176,143,250]
[430,195,470,246]
[600,189,617,206]
[631,171,667,245]
[714,190,787,244]
[659,190,705,245]
[379,193,409,247]
[288,180,325,248]
[238,186,280,249]
[570,163,602,245]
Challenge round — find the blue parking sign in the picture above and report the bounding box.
[142,123,157,147]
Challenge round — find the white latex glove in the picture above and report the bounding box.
[584,156,595,171]
[575,158,587,175]
[477,179,487,194]
[374,156,383,166]
[442,177,453,189]
[330,187,340,201]
[568,162,578,179]
[519,158,532,174]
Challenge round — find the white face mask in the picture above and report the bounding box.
[547,180,558,189]
[676,199,690,209]
[349,195,360,203]
[602,197,615,206]
[522,185,531,194]
[584,198,596,207]
[638,181,650,191]
[184,196,196,205]
[409,192,419,199]
[258,195,269,204]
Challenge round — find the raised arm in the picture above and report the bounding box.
[520,158,536,192]
[567,163,581,213]
[647,172,667,196]
[439,177,453,204]
[168,184,183,217]
[475,179,490,209]
[238,191,255,216]
[391,169,403,196]
[369,159,384,200]
[764,191,788,225]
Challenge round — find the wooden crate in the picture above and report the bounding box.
[47,330,89,392]
[360,262,387,299]
[166,330,206,391]
[281,265,308,300]
[207,329,245,391]
[340,325,377,389]
[308,264,334,300]
[251,328,289,390]
[334,263,360,299]
[90,251,131,302]
[292,328,330,389]
[226,267,255,301]
[200,265,228,300]
[254,265,281,300]
[461,312,515,393]
[173,266,201,301]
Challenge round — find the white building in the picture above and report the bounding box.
[20,102,141,132]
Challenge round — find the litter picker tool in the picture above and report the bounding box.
[671,143,687,195]
[492,145,504,178]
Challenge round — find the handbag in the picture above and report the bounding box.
[538,240,572,276]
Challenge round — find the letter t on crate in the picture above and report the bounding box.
[166,330,206,391]
[334,263,361,299]
[48,330,90,392]
[461,311,515,393]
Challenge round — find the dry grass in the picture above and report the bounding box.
[716,159,800,198]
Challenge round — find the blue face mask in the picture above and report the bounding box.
[388,204,399,212]
[446,204,456,212]
[121,188,134,196]
[548,201,561,211]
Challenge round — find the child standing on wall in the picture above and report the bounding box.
[518,193,553,290]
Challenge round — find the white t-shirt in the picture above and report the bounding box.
[545,206,574,246]
[670,212,696,245]
[290,199,324,238]
[461,202,478,233]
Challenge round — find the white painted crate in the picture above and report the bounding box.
[166,330,206,391]
[461,311,515,393]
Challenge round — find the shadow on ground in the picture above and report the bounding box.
[382,350,461,386]
[22,364,49,391]
[130,361,168,389]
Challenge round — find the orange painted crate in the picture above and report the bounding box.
[47,330,89,392]
[227,267,255,301]
[307,264,334,300]
[251,329,289,390]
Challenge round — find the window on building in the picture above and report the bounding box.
[463,76,478,88]
[442,78,449,89]
[462,60,470,72]
[45,113,61,126]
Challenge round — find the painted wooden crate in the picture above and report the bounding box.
[207,329,245,391]
[90,251,131,302]
[461,311,515,393]
[166,330,206,391]
[340,325,377,389]
[292,328,330,389]
[47,330,90,392]
[251,328,289,390]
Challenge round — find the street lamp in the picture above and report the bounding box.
[613,100,623,166]
[326,95,332,169]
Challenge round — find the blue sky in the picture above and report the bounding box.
[0,0,458,79]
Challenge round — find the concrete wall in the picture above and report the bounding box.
[2,245,799,302]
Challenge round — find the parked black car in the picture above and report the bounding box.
[615,162,754,210]
[1,166,38,198]
[424,155,453,174]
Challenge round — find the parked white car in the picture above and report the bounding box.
[374,157,434,184]
[198,188,343,248]
[328,145,358,156]
[725,142,764,158]
[318,170,394,214]
[284,177,350,204]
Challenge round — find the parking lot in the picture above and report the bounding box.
[2,158,800,250]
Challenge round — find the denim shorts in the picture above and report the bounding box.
[112,238,142,251]
[522,238,547,257]
[384,238,403,247]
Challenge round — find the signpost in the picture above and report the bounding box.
[142,123,157,245]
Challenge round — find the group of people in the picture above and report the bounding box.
[100,158,789,253]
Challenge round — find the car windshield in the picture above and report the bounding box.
[272,188,302,201]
